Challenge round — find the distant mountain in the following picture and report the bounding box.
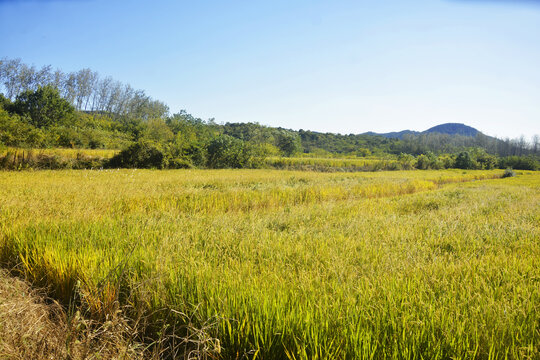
[424,123,479,137]
[364,130,419,139]
[365,123,480,139]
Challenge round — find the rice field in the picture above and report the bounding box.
[265,156,401,171]
[0,169,539,359]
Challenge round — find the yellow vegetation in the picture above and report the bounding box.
[0,169,539,359]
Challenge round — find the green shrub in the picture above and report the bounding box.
[398,153,415,170]
[107,141,165,169]
[0,109,47,147]
[499,156,539,171]
[415,154,430,170]
[206,134,261,169]
[455,151,477,169]
[475,151,498,170]
[438,154,456,169]
[276,131,301,157]
[168,157,194,169]
[502,168,516,178]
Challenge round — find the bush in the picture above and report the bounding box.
[398,153,415,170]
[51,126,84,148]
[107,141,165,169]
[415,153,441,170]
[455,151,477,169]
[141,118,174,143]
[0,109,47,147]
[276,131,301,157]
[498,156,539,171]
[438,154,455,169]
[475,151,498,170]
[415,154,430,170]
[168,157,193,169]
[502,168,516,178]
[206,135,262,169]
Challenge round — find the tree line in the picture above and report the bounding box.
[394,132,539,158]
[0,58,168,120]
[1,58,538,170]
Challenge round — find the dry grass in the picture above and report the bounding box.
[0,269,145,360]
[0,147,118,159]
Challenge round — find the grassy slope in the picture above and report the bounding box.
[0,169,539,359]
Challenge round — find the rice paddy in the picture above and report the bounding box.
[265,156,401,171]
[0,169,539,359]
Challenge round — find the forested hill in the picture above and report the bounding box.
[363,129,418,139]
[425,123,478,137]
[364,123,479,139]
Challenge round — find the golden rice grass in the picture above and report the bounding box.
[0,169,538,359]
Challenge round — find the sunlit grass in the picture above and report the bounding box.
[0,147,119,159]
[0,169,538,359]
[266,156,402,171]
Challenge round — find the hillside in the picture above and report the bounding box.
[363,129,419,139]
[425,123,479,137]
[366,123,480,139]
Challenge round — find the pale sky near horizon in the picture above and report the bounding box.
[1,0,539,139]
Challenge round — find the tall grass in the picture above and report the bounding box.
[266,156,402,171]
[0,147,118,159]
[0,148,117,170]
[0,169,538,359]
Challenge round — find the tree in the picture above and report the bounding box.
[95,76,113,112]
[398,153,415,170]
[206,134,257,168]
[0,58,23,99]
[455,151,475,169]
[532,135,539,155]
[276,131,301,156]
[0,93,12,110]
[142,118,174,143]
[415,154,430,170]
[472,148,497,169]
[13,85,75,128]
[75,68,98,110]
[107,140,165,169]
[438,154,455,169]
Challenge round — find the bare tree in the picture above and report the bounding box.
[532,134,539,155]
[62,72,78,105]
[74,68,98,110]
[95,76,112,112]
[33,65,53,90]
[0,58,23,99]
[106,80,122,114]
[1,57,169,120]
[51,69,65,91]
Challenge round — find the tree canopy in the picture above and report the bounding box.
[11,85,74,128]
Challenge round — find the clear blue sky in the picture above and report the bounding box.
[1,0,539,138]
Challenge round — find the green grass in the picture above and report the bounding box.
[0,169,539,359]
